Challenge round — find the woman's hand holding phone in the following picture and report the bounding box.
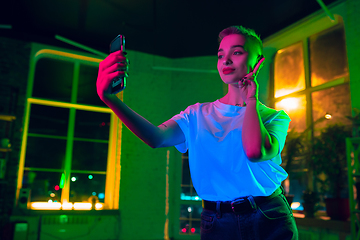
[238,57,265,103]
[96,50,128,102]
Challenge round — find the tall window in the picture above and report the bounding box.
[17,49,120,210]
[274,24,350,133]
[179,152,202,235]
[273,23,351,207]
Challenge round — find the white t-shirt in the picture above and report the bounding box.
[171,99,291,201]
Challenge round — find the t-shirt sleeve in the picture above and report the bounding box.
[170,106,192,153]
[263,110,291,155]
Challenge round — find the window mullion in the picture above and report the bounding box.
[303,38,315,191]
[61,62,80,203]
[303,38,313,132]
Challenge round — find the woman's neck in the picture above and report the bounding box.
[219,84,246,107]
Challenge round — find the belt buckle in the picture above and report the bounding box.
[231,197,246,213]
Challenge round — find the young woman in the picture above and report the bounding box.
[97,26,298,240]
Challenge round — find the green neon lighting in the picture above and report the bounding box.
[60,173,65,189]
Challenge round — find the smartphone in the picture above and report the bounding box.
[252,56,265,77]
[110,34,126,94]
[239,56,265,84]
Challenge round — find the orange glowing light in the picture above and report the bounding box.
[62,202,73,210]
[95,203,103,210]
[31,202,62,210]
[276,98,299,112]
[325,114,332,119]
[29,202,103,210]
[291,202,301,209]
[73,203,92,210]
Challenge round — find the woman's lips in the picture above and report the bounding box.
[223,68,235,74]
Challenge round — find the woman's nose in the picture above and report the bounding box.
[223,57,232,65]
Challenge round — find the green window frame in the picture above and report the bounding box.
[16,45,122,210]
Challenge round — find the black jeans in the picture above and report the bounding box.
[200,194,298,240]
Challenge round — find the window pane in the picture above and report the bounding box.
[191,221,200,235]
[180,220,190,234]
[71,141,108,171]
[77,64,107,107]
[312,84,351,134]
[182,157,190,185]
[69,173,106,203]
[310,25,348,87]
[28,104,69,136]
[274,42,305,98]
[179,220,200,235]
[275,95,307,133]
[180,204,202,235]
[74,110,110,140]
[33,58,73,102]
[23,170,63,202]
[25,137,66,169]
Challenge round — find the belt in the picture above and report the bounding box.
[203,187,283,214]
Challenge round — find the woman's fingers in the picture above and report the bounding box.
[252,58,265,75]
[96,50,130,100]
[239,74,255,86]
[99,51,127,71]
[105,62,129,74]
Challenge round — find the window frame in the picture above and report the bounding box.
[16,43,122,210]
[266,15,350,195]
[178,152,202,237]
[269,16,350,135]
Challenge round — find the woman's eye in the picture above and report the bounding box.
[234,51,243,55]
[218,55,223,59]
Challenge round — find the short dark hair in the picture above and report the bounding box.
[218,26,263,59]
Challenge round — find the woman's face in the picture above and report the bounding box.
[217,34,252,85]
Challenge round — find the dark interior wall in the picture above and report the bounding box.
[0,37,31,229]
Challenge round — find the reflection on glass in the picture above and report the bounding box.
[71,141,108,171]
[274,42,305,98]
[310,24,348,87]
[25,137,66,169]
[33,58,73,102]
[275,95,307,133]
[180,220,190,234]
[28,104,69,136]
[312,84,351,134]
[74,110,110,140]
[181,186,201,201]
[78,64,107,107]
[179,220,201,235]
[23,171,63,202]
[180,204,202,235]
[69,173,106,203]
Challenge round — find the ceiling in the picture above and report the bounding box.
[1,0,340,59]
